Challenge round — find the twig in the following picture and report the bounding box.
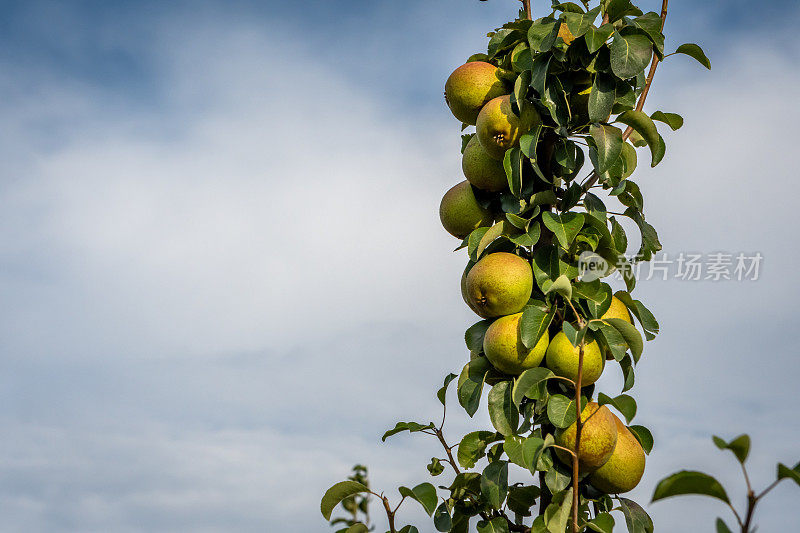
[521,0,532,19]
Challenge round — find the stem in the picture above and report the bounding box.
[741,493,757,533]
[434,428,461,475]
[521,0,532,19]
[583,0,669,192]
[571,341,585,533]
[382,496,397,533]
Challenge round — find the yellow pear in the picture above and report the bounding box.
[483,313,549,375]
[588,415,646,494]
[602,296,633,324]
[545,331,605,386]
[476,95,541,160]
[554,402,618,471]
[465,252,533,318]
[462,134,508,191]
[439,181,494,239]
[444,62,507,125]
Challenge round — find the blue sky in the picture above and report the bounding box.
[0,0,799,531]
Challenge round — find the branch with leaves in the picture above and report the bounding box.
[322,0,712,531]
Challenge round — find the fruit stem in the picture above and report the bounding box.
[583,0,669,192]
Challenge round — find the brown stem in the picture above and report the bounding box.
[571,341,585,533]
[583,0,669,192]
[434,428,461,475]
[382,496,397,533]
[741,493,757,533]
[521,0,532,19]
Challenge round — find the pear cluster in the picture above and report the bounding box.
[440,60,647,494]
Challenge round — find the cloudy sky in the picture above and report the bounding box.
[0,0,798,531]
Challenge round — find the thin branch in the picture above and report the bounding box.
[521,0,532,19]
[582,0,669,192]
[757,478,783,500]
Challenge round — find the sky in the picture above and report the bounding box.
[0,0,798,531]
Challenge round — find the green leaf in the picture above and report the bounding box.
[613,291,659,340]
[588,72,615,123]
[542,212,585,249]
[458,356,491,417]
[399,482,438,516]
[382,421,435,442]
[610,27,653,80]
[520,124,546,181]
[507,485,540,517]
[457,431,502,469]
[437,373,458,405]
[503,147,524,197]
[674,43,711,69]
[623,207,662,261]
[544,487,573,533]
[488,381,519,436]
[651,471,730,504]
[427,457,445,476]
[509,221,541,247]
[620,354,635,392]
[616,110,661,166]
[631,12,665,54]
[777,462,800,487]
[530,53,552,96]
[712,434,751,464]
[564,6,601,38]
[466,319,494,352]
[528,17,561,53]
[511,42,533,73]
[481,461,509,509]
[586,512,615,533]
[321,481,370,520]
[585,23,614,54]
[629,425,654,454]
[604,317,643,362]
[716,518,733,533]
[477,517,511,533]
[598,392,637,423]
[520,304,555,350]
[467,227,490,261]
[573,281,612,318]
[619,497,654,533]
[547,394,577,429]
[547,274,573,301]
[609,216,628,254]
[513,367,557,406]
[545,457,572,493]
[345,524,369,533]
[590,123,623,174]
[398,525,419,533]
[605,0,643,23]
[434,502,452,532]
[522,437,547,474]
[651,111,684,131]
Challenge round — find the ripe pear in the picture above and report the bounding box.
[483,313,549,375]
[602,296,633,324]
[554,402,618,471]
[588,415,646,494]
[545,331,605,386]
[465,252,533,318]
[444,61,507,125]
[476,95,541,160]
[439,181,494,239]
[462,135,508,192]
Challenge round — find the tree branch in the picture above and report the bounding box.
[521,0,532,20]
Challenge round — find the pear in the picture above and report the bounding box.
[444,61,507,125]
[462,135,508,192]
[601,296,633,360]
[554,402,618,471]
[461,263,482,315]
[588,415,646,494]
[476,95,541,160]
[465,252,533,318]
[483,313,549,375]
[602,296,633,324]
[439,181,494,239]
[545,331,605,386]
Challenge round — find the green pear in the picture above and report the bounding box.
[554,402,618,471]
[439,181,494,239]
[444,61,507,125]
[462,134,508,192]
[545,331,605,386]
[465,252,533,318]
[588,415,646,494]
[602,296,632,324]
[483,313,549,375]
[476,95,541,160]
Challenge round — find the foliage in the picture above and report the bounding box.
[325,465,374,532]
[652,434,800,532]
[322,0,714,531]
